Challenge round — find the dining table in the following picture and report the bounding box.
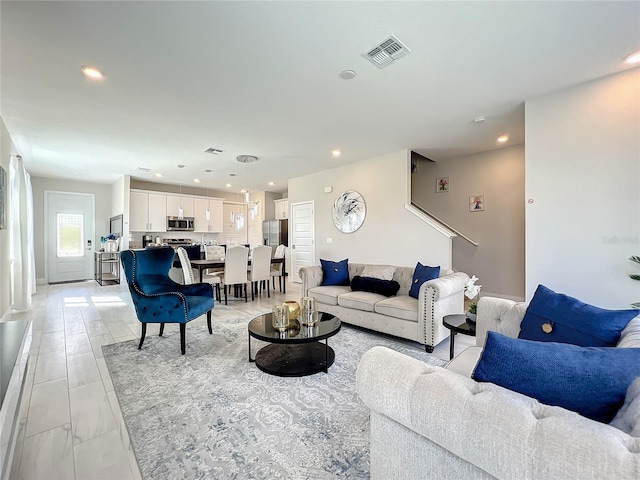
[190,256,287,293]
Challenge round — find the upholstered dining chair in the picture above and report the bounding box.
[203,245,225,279]
[248,245,272,300]
[184,246,222,302]
[120,247,215,355]
[270,244,286,292]
[218,246,249,305]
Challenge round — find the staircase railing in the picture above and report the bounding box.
[409,202,478,246]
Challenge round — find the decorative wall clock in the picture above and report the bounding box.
[332,190,366,233]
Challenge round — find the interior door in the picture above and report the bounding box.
[45,191,95,283]
[290,201,315,283]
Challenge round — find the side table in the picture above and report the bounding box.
[442,314,476,360]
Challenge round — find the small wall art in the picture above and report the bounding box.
[436,177,449,193]
[469,194,484,212]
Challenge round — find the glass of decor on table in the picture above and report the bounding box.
[301,296,318,326]
[272,305,289,332]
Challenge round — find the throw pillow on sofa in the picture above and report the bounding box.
[408,262,440,298]
[518,284,638,347]
[320,258,350,286]
[473,331,640,423]
[351,275,400,297]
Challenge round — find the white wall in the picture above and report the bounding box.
[413,145,525,300]
[31,177,113,282]
[288,149,452,270]
[526,68,640,308]
[0,118,15,317]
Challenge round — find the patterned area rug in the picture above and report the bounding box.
[103,317,447,479]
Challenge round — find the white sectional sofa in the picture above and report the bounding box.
[300,263,469,352]
[356,296,640,480]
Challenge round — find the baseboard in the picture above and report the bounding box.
[36,278,46,285]
[480,291,525,302]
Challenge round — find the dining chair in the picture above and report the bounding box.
[218,246,249,305]
[248,245,272,300]
[203,245,225,279]
[191,246,223,302]
[120,247,215,355]
[270,244,287,292]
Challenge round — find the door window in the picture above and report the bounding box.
[57,213,84,257]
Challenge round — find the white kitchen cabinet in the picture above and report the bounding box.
[130,191,167,232]
[274,198,289,219]
[166,195,195,218]
[194,198,224,232]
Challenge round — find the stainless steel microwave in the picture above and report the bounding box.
[166,216,194,231]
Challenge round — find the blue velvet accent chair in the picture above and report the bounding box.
[120,247,215,354]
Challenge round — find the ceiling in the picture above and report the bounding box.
[2,1,639,194]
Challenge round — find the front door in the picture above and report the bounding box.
[45,191,95,283]
[290,201,315,283]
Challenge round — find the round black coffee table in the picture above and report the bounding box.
[443,313,477,360]
[248,312,341,377]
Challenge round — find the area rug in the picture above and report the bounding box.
[103,316,447,479]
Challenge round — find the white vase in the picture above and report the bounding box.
[466,312,477,323]
[105,239,118,252]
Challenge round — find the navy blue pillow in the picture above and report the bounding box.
[408,262,440,298]
[473,331,640,423]
[519,285,638,347]
[320,259,350,286]
[351,276,400,297]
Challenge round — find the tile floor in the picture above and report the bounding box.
[6,279,472,479]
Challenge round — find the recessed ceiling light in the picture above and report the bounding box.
[473,116,486,124]
[339,70,357,80]
[226,183,232,188]
[624,50,640,65]
[331,150,341,157]
[193,178,201,183]
[497,135,509,143]
[155,173,163,178]
[268,181,275,186]
[204,169,213,173]
[177,164,186,168]
[80,65,103,80]
[240,188,247,193]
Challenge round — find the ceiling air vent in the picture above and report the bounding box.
[134,167,150,173]
[204,148,223,155]
[363,35,410,69]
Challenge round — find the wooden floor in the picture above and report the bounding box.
[6,278,469,479]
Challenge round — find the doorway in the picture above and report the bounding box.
[290,201,315,283]
[45,191,95,283]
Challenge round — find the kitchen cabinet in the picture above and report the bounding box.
[194,198,224,232]
[274,199,289,219]
[130,191,167,232]
[166,195,195,218]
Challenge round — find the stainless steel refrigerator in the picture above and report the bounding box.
[262,219,288,248]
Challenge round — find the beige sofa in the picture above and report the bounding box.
[356,296,640,479]
[300,263,468,352]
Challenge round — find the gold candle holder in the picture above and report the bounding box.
[301,296,318,326]
[272,305,289,332]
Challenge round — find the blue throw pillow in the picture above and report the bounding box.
[518,284,638,347]
[408,262,440,298]
[473,331,640,423]
[351,276,400,297]
[320,259,350,286]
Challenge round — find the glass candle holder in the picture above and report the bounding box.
[272,305,289,332]
[301,296,318,326]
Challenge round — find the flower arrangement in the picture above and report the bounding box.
[101,233,118,243]
[465,275,482,315]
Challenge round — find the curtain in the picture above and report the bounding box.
[9,156,35,310]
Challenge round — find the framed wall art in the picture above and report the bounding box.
[436,177,449,193]
[469,194,484,212]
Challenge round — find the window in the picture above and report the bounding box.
[57,213,84,257]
